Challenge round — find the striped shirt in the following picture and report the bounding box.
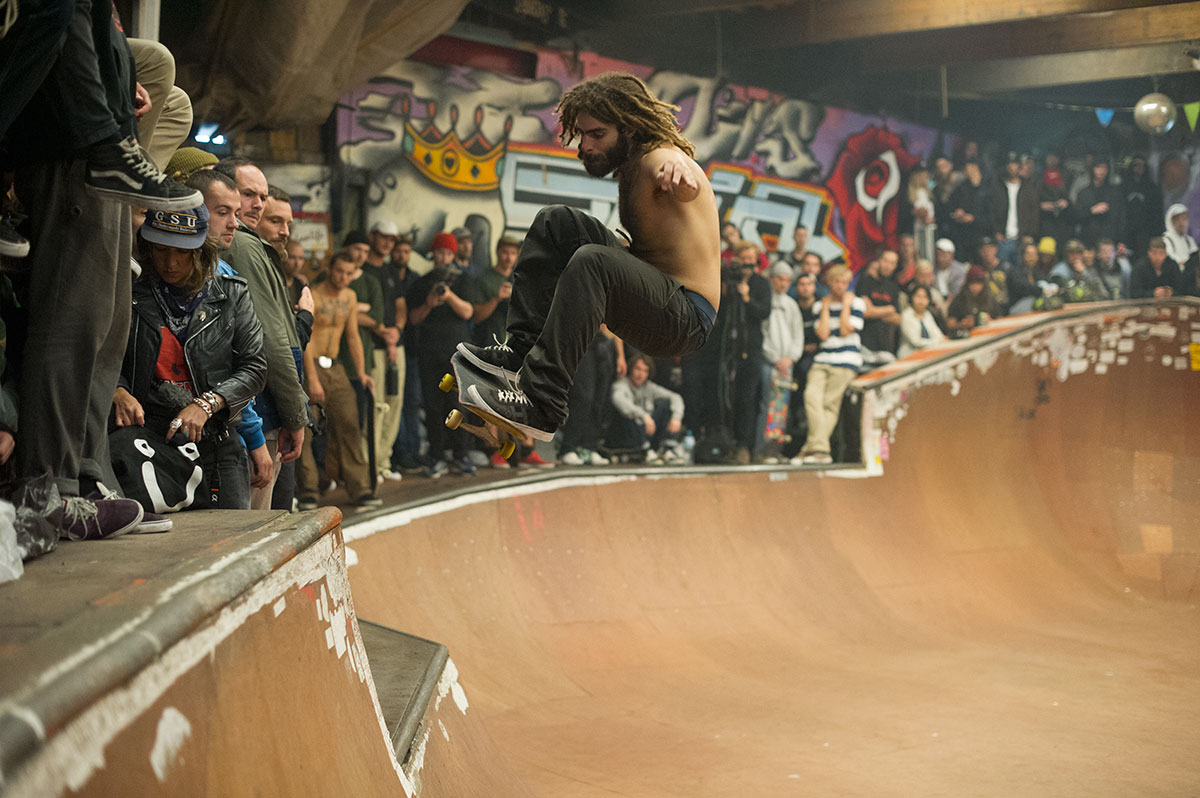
[813,296,865,371]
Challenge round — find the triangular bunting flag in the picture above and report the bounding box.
[1185,101,1200,133]
[1095,108,1114,127]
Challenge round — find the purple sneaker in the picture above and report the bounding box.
[61,494,144,541]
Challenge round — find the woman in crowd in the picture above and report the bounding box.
[946,266,1001,336]
[898,284,946,358]
[112,205,268,509]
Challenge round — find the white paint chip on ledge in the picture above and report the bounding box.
[149,707,192,783]
[272,596,287,617]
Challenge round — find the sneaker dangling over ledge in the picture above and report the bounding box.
[465,378,558,442]
[85,135,202,211]
[457,336,522,385]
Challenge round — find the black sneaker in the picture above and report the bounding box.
[465,378,558,442]
[0,219,29,258]
[85,135,202,211]
[61,494,143,540]
[133,511,173,533]
[457,338,522,385]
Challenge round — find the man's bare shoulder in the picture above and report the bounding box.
[638,146,698,172]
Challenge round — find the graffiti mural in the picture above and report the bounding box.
[336,43,956,272]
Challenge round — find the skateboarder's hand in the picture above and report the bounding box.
[380,326,400,346]
[644,415,656,435]
[498,281,513,300]
[655,153,699,196]
[776,358,793,377]
[667,418,682,435]
[360,374,376,395]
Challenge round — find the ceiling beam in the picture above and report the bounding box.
[851,1,1200,71]
[944,41,1200,96]
[746,0,1191,47]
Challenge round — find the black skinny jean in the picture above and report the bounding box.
[508,205,712,424]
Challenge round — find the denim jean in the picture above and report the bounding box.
[200,433,250,510]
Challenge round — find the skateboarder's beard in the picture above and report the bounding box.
[579,134,631,177]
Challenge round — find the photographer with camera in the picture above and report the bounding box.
[407,232,478,477]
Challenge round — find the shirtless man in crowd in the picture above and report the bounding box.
[296,251,379,509]
[457,71,720,440]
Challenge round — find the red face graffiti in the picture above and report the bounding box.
[825,126,919,273]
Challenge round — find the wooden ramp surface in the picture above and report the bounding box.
[346,304,1200,797]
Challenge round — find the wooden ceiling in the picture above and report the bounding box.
[462,0,1200,131]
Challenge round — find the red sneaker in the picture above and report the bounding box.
[519,451,554,468]
[489,452,511,468]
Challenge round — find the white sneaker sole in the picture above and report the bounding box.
[84,182,203,212]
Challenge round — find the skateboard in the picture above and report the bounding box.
[762,374,798,457]
[439,352,520,459]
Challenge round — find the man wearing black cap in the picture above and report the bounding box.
[985,152,1038,267]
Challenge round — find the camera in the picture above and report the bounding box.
[434,281,447,296]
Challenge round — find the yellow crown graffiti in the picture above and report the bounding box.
[402,102,510,192]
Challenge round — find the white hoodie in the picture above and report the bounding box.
[1163,203,1198,266]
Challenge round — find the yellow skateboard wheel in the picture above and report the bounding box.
[446,409,463,429]
[499,441,516,459]
[439,373,456,393]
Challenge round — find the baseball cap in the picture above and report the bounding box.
[979,236,996,247]
[1037,236,1057,255]
[451,226,472,241]
[140,205,209,250]
[935,238,956,253]
[768,261,794,279]
[370,220,400,236]
[966,265,987,283]
[431,232,458,252]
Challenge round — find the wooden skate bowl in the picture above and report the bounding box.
[345,300,1200,796]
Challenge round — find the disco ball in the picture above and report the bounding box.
[1133,92,1177,135]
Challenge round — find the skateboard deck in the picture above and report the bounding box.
[763,374,798,453]
[439,353,521,459]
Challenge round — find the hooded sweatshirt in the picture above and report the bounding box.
[1163,204,1198,268]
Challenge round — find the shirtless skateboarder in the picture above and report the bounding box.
[297,251,380,509]
[457,72,720,440]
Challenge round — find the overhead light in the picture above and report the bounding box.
[212,135,226,145]
[194,123,219,144]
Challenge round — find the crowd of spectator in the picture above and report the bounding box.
[1,4,1197,564]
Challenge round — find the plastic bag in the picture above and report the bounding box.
[0,499,20,583]
[12,473,63,562]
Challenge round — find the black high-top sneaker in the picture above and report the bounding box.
[457,336,522,385]
[465,378,559,442]
[85,135,202,211]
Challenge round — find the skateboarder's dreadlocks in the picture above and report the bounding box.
[556,73,695,159]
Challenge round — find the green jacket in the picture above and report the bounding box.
[225,226,308,430]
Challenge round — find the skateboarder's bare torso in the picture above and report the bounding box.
[617,146,722,312]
